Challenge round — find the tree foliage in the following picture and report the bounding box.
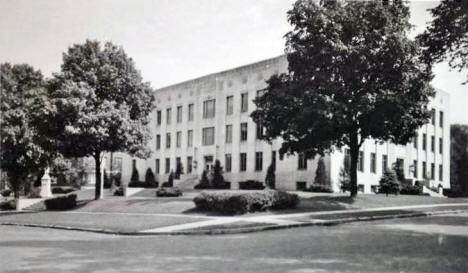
[212,160,225,188]
[450,124,468,195]
[314,157,328,185]
[418,0,468,84]
[265,163,276,189]
[251,0,433,197]
[379,169,400,196]
[35,40,155,199]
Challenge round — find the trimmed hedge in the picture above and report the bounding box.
[1,189,12,197]
[156,187,183,197]
[193,190,299,215]
[305,184,333,193]
[238,180,265,190]
[194,182,231,190]
[0,200,15,210]
[52,187,75,194]
[44,194,77,210]
[400,185,423,195]
[128,181,159,188]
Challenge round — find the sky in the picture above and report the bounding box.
[0,0,466,124]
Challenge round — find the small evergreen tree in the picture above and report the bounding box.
[167,171,174,187]
[339,158,351,192]
[314,157,328,186]
[198,170,210,188]
[392,162,405,183]
[212,160,225,188]
[175,162,184,179]
[379,169,400,196]
[103,169,111,189]
[130,167,139,183]
[145,168,157,188]
[265,163,276,189]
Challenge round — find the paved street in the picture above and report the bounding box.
[1,212,468,273]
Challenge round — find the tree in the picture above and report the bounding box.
[144,167,157,188]
[314,157,328,186]
[418,0,468,84]
[175,161,184,179]
[36,40,155,199]
[392,161,405,184]
[339,158,351,192]
[251,0,433,198]
[212,160,225,188]
[450,124,468,195]
[379,169,400,196]
[0,63,51,198]
[130,167,140,183]
[265,163,276,189]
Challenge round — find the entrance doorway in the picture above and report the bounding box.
[204,155,214,171]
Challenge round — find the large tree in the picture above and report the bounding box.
[450,124,468,195]
[251,0,434,197]
[0,63,50,198]
[36,40,155,200]
[418,0,468,84]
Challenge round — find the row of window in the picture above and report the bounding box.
[414,133,443,154]
[156,94,251,126]
[430,109,444,128]
[412,160,443,181]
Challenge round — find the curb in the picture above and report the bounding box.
[1,208,467,236]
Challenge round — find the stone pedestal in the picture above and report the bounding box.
[40,167,53,198]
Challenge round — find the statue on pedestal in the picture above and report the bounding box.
[40,167,53,198]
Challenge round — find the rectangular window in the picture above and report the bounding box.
[382,155,388,172]
[166,133,171,149]
[203,99,215,119]
[226,96,233,115]
[156,134,161,150]
[187,130,193,147]
[177,106,182,123]
[157,110,161,126]
[240,122,248,141]
[188,103,194,121]
[298,153,307,170]
[202,127,215,146]
[256,122,264,140]
[155,159,160,174]
[358,151,364,172]
[165,158,170,174]
[241,92,248,112]
[176,131,182,148]
[431,136,435,152]
[225,125,232,143]
[422,161,427,179]
[166,108,172,125]
[423,133,427,151]
[413,160,418,178]
[431,163,435,179]
[431,108,436,125]
[439,137,443,154]
[187,156,192,173]
[225,154,232,172]
[239,153,247,172]
[413,134,418,148]
[176,157,181,170]
[439,164,443,181]
[439,111,444,128]
[370,153,376,173]
[255,152,263,171]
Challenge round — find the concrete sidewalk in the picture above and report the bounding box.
[1,203,468,235]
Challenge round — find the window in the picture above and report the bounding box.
[165,158,170,174]
[431,163,435,180]
[240,123,248,141]
[241,92,248,112]
[202,127,215,146]
[226,96,233,115]
[439,137,443,154]
[413,160,418,178]
[413,134,418,148]
[358,151,364,172]
[225,154,232,172]
[225,125,232,143]
[396,158,404,171]
[177,106,182,123]
[382,155,388,172]
[256,122,264,140]
[176,131,182,148]
[423,133,427,151]
[255,152,263,171]
[157,110,161,126]
[166,133,171,148]
[431,136,435,152]
[239,153,247,172]
[370,153,376,173]
[431,109,436,125]
[422,161,427,178]
[298,153,307,170]
[166,108,172,124]
[187,156,192,173]
[439,111,444,128]
[296,182,307,191]
[176,157,181,171]
[203,99,215,118]
[188,103,194,121]
[187,130,193,147]
[439,164,443,181]
[156,134,161,150]
[155,159,160,174]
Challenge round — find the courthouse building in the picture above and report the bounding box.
[106,55,450,193]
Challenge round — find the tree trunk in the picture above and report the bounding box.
[349,134,359,198]
[94,153,102,200]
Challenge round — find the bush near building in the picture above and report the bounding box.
[305,184,333,193]
[113,187,123,196]
[400,184,423,195]
[193,190,299,215]
[44,194,77,210]
[1,189,11,197]
[144,168,158,188]
[194,161,230,189]
[379,169,401,196]
[238,180,265,190]
[156,187,182,197]
[51,187,75,194]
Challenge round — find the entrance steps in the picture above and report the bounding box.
[175,174,199,190]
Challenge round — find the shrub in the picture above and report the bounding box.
[156,187,183,197]
[145,168,158,188]
[314,157,328,185]
[194,170,210,189]
[400,184,423,195]
[193,190,299,215]
[167,171,174,187]
[128,181,146,188]
[113,173,122,187]
[379,169,400,196]
[130,167,139,183]
[212,160,225,188]
[265,163,276,189]
[1,189,12,197]
[305,183,333,193]
[52,187,75,194]
[114,187,124,196]
[103,170,111,189]
[44,194,77,210]
[0,200,16,210]
[239,180,265,190]
[175,162,184,179]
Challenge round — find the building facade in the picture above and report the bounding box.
[105,55,450,193]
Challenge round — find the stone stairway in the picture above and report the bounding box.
[174,174,199,190]
[422,186,446,198]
